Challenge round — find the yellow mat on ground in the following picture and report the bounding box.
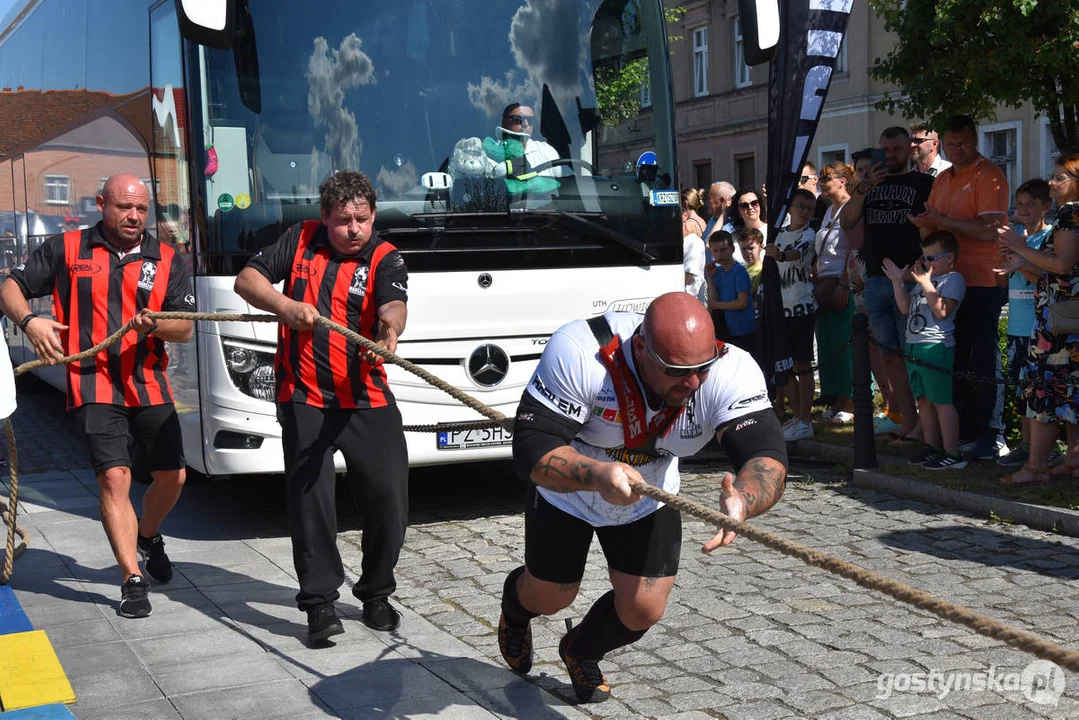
[0,630,76,711]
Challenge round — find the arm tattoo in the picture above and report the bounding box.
[533,449,596,491]
[732,457,786,518]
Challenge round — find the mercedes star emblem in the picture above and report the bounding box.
[467,344,509,387]
[477,273,493,288]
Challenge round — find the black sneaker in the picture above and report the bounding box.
[923,453,968,471]
[118,575,152,618]
[498,612,533,674]
[909,445,943,466]
[307,603,344,642]
[558,622,611,704]
[137,533,173,583]
[361,598,401,632]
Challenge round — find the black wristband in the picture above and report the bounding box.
[143,319,159,336]
[18,313,36,332]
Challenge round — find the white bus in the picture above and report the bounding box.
[2,0,686,476]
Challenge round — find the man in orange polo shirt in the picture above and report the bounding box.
[909,115,1009,461]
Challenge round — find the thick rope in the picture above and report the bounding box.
[1,420,28,585]
[13,312,513,433]
[631,480,1079,672]
[9,310,1079,671]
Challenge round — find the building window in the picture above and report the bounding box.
[979,122,1022,198]
[692,27,708,97]
[734,18,751,88]
[735,154,755,189]
[836,34,848,74]
[44,176,71,205]
[1042,118,1061,179]
[693,160,712,191]
[819,144,849,170]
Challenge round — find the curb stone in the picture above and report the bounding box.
[792,439,1079,537]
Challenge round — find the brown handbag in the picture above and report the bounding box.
[813,275,841,312]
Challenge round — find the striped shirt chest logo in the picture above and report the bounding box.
[137,260,157,290]
[348,264,369,297]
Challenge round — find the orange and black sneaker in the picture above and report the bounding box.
[497,612,533,674]
[558,623,611,704]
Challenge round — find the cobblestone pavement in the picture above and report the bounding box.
[373,460,1079,720]
[6,379,1079,719]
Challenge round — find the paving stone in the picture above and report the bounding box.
[719,699,799,720]
[16,395,1079,720]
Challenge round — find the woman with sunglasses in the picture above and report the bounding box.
[733,187,768,233]
[814,162,856,424]
[997,154,1079,484]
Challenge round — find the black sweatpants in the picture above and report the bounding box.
[277,402,409,611]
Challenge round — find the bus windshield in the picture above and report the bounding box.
[193,0,679,272]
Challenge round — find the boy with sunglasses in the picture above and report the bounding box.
[498,293,787,704]
[883,231,967,470]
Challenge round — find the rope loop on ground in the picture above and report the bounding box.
[1,420,28,585]
[7,309,1079,671]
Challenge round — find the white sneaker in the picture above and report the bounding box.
[784,420,815,442]
[829,411,854,424]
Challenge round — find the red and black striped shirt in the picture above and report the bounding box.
[245,221,409,409]
[9,223,195,409]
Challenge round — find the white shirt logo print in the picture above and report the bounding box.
[349,265,369,297]
[137,261,156,291]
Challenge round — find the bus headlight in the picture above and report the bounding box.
[224,345,258,374]
[222,339,276,401]
[247,364,276,401]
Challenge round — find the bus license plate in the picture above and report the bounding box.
[437,426,513,450]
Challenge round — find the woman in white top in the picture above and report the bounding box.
[681,188,708,304]
[813,161,855,422]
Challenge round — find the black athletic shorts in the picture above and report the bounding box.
[74,403,185,474]
[524,483,682,584]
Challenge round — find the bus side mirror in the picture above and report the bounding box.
[176,0,236,50]
[738,0,780,66]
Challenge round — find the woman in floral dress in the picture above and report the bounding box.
[998,154,1079,484]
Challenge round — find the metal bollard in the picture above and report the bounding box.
[851,313,877,469]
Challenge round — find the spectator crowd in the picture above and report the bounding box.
[680,115,1079,478]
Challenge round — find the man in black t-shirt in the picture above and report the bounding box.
[840,126,934,441]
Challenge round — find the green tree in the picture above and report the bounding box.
[869,0,1079,153]
[595,5,686,128]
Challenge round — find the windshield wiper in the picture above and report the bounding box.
[542,211,657,263]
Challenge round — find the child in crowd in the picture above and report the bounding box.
[707,231,754,350]
[997,179,1054,469]
[765,188,817,442]
[737,227,764,296]
[706,231,731,339]
[883,230,967,470]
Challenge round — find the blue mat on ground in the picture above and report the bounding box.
[0,587,32,636]
[0,703,76,718]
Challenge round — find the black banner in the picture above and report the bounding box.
[757,0,854,393]
[766,0,855,234]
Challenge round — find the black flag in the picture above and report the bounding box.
[757,0,854,393]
